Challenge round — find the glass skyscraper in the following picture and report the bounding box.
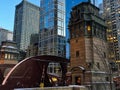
[13,0,40,51]
[39,0,66,74]
[39,0,66,57]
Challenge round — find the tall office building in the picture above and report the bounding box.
[103,0,120,62]
[13,0,40,51]
[0,28,13,45]
[39,0,66,74]
[116,1,120,55]
[26,34,39,57]
[39,0,66,57]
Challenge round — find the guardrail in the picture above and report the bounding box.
[14,86,88,90]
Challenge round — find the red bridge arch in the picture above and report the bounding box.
[0,55,69,90]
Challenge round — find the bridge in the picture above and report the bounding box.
[0,55,69,90]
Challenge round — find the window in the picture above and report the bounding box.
[105,77,109,81]
[75,76,81,85]
[76,51,79,57]
[97,62,100,69]
[5,54,7,59]
[103,52,106,58]
[76,39,78,43]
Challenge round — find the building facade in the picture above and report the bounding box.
[66,0,86,59]
[13,0,40,51]
[0,28,13,45]
[39,0,66,73]
[103,0,120,63]
[69,2,112,90]
[39,0,66,57]
[26,34,39,57]
[0,40,19,64]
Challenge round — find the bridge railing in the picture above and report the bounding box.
[14,86,89,90]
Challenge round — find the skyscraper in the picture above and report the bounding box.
[39,0,66,57]
[39,0,66,74]
[103,0,120,62]
[13,0,40,51]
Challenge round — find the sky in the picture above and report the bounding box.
[0,0,102,32]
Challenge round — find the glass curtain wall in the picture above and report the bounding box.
[39,0,66,74]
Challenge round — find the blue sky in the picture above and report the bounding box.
[0,0,102,31]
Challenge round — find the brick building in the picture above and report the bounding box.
[68,2,113,90]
